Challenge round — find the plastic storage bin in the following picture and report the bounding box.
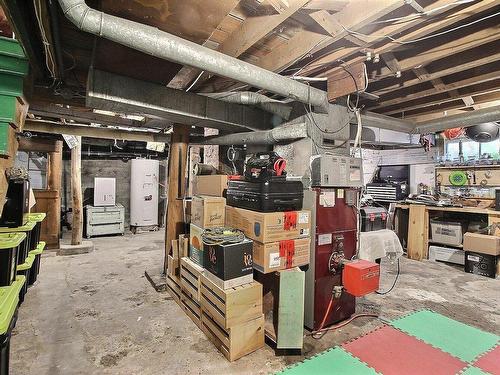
[0,233,25,287]
[430,219,467,246]
[0,275,25,375]
[16,254,34,302]
[0,221,36,264]
[28,241,45,285]
[27,213,46,247]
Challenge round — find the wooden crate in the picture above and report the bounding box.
[201,311,264,362]
[180,257,203,302]
[200,274,262,329]
[180,289,202,328]
[166,274,182,305]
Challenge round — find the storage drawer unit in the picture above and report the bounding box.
[200,274,262,329]
[84,205,125,238]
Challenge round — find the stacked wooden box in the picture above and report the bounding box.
[166,175,265,361]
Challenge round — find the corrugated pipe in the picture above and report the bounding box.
[201,92,293,120]
[57,0,329,111]
[197,122,308,145]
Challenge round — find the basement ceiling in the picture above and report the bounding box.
[1,0,499,133]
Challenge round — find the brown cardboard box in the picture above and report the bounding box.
[191,196,225,228]
[225,206,311,243]
[193,175,228,197]
[463,232,500,256]
[253,237,311,273]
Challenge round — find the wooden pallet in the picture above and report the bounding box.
[180,257,203,302]
[200,274,263,329]
[180,289,202,328]
[201,311,265,362]
[166,274,182,305]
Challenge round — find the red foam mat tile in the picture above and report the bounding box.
[474,345,500,375]
[342,325,466,375]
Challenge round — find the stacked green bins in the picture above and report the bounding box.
[0,234,25,287]
[28,241,45,285]
[0,275,25,375]
[16,255,34,303]
[0,221,36,265]
[0,36,28,157]
[27,213,45,246]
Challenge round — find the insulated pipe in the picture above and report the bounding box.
[414,105,500,133]
[57,0,329,110]
[196,122,308,145]
[202,92,293,120]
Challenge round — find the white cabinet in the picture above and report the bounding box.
[94,177,116,206]
[84,204,125,238]
[130,159,159,227]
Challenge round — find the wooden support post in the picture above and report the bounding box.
[164,124,190,273]
[407,204,429,261]
[71,136,83,245]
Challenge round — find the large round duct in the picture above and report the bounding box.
[465,123,500,143]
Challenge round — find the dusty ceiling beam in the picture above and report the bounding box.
[303,0,348,12]
[371,46,500,95]
[371,69,500,111]
[186,0,310,91]
[266,0,290,13]
[318,0,499,79]
[414,105,500,133]
[86,70,275,132]
[24,119,171,143]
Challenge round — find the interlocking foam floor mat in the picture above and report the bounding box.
[278,310,499,375]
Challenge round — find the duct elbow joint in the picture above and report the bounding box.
[58,0,102,34]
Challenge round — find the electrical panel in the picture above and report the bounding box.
[310,155,363,188]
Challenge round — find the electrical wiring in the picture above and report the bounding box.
[201,227,245,246]
[340,11,500,45]
[186,70,205,92]
[34,0,57,81]
[308,313,379,339]
[376,258,401,295]
[371,0,476,25]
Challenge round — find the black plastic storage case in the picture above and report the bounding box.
[226,178,303,212]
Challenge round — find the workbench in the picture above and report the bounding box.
[395,204,500,260]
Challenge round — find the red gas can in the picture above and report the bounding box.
[342,260,380,297]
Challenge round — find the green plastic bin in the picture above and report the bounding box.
[28,241,45,285]
[0,233,25,287]
[27,213,46,248]
[0,221,36,264]
[0,275,25,375]
[16,254,34,303]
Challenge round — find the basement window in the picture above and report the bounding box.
[14,151,48,189]
[445,139,500,161]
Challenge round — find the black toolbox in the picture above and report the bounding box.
[226,178,303,212]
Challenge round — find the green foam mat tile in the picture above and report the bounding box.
[460,366,491,375]
[277,347,380,375]
[391,310,499,363]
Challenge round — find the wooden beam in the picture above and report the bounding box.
[373,48,500,95]
[303,0,348,12]
[18,137,61,153]
[164,124,189,273]
[317,0,498,78]
[382,53,401,74]
[327,63,366,102]
[71,136,82,246]
[371,71,500,111]
[266,0,289,13]
[24,120,171,143]
[185,0,310,91]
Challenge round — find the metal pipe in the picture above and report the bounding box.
[414,105,500,133]
[201,92,293,120]
[197,122,308,145]
[57,0,329,110]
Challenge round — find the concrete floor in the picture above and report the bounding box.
[11,230,500,375]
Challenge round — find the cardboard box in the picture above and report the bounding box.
[193,175,228,197]
[189,223,204,267]
[225,206,311,243]
[204,238,253,282]
[253,237,311,273]
[463,232,500,256]
[191,196,225,229]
